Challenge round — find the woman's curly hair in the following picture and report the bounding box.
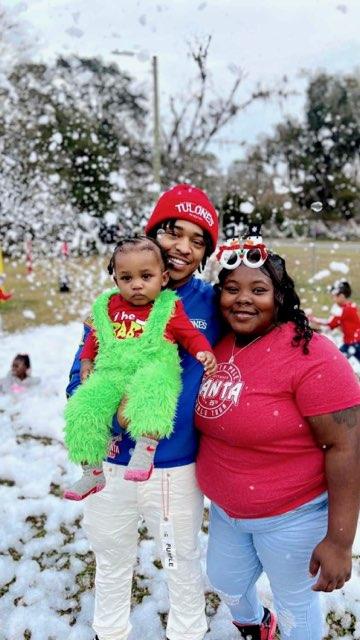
[217,252,313,354]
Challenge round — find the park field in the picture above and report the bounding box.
[1,240,360,334]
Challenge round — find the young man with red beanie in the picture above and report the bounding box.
[66,184,221,640]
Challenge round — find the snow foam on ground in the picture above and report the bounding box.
[0,323,359,639]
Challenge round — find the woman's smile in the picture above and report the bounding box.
[231,309,257,319]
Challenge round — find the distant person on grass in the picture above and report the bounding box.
[66,184,221,640]
[63,234,216,500]
[311,279,360,362]
[0,354,40,393]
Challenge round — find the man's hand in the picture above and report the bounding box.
[196,351,217,376]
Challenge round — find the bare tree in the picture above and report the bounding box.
[161,36,280,192]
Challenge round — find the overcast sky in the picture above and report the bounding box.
[5,0,360,167]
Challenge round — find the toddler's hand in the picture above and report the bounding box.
[80,360,93,382]
[196,351,217,376]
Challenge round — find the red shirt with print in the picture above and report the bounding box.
[328,302,360,344]
[80,294,212,360]
[195,323,360,519]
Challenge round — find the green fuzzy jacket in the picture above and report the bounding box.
[64,288,182,465]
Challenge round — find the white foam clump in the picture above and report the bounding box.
[329,261,349,274]
[309,269,331,282]
[23,308,36,319]
[239,201,254,214]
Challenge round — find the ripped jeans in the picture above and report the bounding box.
[207,494,328,640]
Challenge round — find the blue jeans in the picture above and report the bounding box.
[207,494,328,640]
[340,342,360,362]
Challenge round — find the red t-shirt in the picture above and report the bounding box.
[195,323,360,519]
[328,302,360,344]
[81,294,212,360]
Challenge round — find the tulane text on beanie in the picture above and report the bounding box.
[145,183,219,251]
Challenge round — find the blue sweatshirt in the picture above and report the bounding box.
[66,276,220,468]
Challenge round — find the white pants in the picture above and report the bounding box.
[83,462,207,640]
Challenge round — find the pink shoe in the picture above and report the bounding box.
[233,608,277,640]
[63,466,106,501]
[123,464,154,482]
[124,436,158,482]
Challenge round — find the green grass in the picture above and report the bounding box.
[270,240,360,315]
[0,255,111,333]
[1,240,359,333]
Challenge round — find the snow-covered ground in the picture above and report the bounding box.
[0,323,360,640]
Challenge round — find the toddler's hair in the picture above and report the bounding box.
[107,235,168,276]
[14,354,31,369]
[330,280,352,298]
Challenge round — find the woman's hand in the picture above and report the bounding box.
[307,406,360,592]
[309,536,352,592]
[117,396,130,429]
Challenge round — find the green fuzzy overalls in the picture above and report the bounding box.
[64,288,182,465]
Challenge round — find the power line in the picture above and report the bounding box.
[210,138,246,147]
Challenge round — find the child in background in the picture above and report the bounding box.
[0,354,40,393]
[64,235,216,500]
[311,279,360,362]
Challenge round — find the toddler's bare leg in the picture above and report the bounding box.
[117,396,130,428]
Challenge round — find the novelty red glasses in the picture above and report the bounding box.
[216,239,268,270]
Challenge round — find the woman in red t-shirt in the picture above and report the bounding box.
[195,238,360,640]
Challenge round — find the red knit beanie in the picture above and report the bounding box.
[145,183,219,251]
